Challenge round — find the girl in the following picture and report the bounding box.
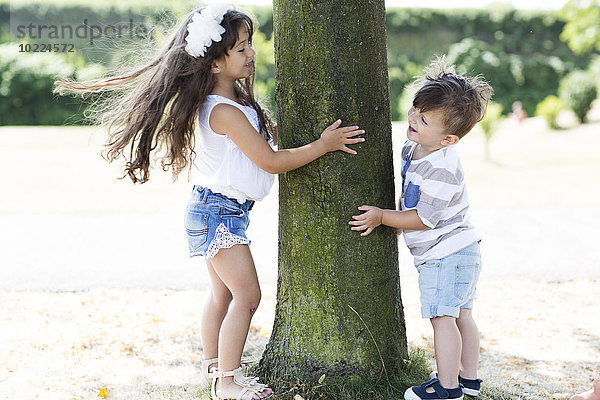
[55,5,364,400]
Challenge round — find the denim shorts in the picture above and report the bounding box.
[416,241,482,319]
[184,186,254,258]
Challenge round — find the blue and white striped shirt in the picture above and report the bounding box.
[400,140,480,265]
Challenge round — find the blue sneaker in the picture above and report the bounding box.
[428,372,482,397]
[458,376,482,397]
[404,378,463,400]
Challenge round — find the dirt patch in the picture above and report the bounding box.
[1,279,598,399]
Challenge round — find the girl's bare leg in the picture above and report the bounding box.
[201,258,233,366]
[209,244,271,399]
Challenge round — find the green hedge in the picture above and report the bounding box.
[445,38,568,117]
[0,44,100,125]
[0,2,595,124]
[385,7,591,119]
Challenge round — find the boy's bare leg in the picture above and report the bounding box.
[570,379,600,400]
[430,316,461,390]
[456,308,480,380]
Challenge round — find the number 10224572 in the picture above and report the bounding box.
[18,43,75,53]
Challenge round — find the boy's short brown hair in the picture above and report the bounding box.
[412,56,493,138]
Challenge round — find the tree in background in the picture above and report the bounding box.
[559,70,598,123]
[478,102,503,161]
[560,0,600,55]
[260,0,407,382]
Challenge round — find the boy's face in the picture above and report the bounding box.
[406,106,452,151]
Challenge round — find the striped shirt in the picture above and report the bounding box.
[400,140,480,265]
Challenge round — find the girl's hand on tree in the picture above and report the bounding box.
[319,119,365,154]
[349,205,383,236]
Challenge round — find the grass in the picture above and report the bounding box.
[187,348,518,400]
[189,349,432,400]
[1,111,599,399]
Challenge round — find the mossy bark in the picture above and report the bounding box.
[259,0,407,381]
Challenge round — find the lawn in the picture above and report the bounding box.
[0,110,599,399]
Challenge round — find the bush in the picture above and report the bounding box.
[479,102,503,160]
[446,38,566,117]
[385,7,589,120]
[253,30,276,118]
[558,70,598,123]
[479,102,503,137]
[1,2,593,124]
[536,95,564,129]
[589,55,600,91]
[396,86,417,121]
[0,44,103,125]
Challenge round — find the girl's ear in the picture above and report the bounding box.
[441,135,459,146]
[211,62,221,75]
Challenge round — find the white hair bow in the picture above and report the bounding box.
[184,4,230,58]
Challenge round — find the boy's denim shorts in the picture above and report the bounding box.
[416,241,482,319]
[184,186,254,259]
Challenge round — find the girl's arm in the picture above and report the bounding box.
[210,104,364,174]
[349,205,429,237]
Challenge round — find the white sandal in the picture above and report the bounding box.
[202,358,219,376]
[202,357,250,378]
[210,367,272,400]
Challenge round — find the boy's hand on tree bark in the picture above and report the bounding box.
[397,197,403,235]
[319,119,365,155]
[349,205,383,236]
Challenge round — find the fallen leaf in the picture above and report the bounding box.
[318,374,325,384]
[98,388,109,398]
[552,393,571,400]
[294,395,305,400]
[259,329,271,337]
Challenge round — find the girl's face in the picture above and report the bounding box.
[214,26,255,81]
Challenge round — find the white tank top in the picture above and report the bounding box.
[190,94,275,204]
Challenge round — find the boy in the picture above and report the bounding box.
[349,57,492,400]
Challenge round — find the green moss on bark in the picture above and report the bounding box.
[260,0,407,381]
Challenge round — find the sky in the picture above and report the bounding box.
[206,0,570,10]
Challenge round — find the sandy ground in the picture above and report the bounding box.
[1,113,599,399]
[0,280,598,400]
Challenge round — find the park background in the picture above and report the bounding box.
[1,0,599,399]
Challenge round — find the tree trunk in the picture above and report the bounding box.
[260,1,407,381]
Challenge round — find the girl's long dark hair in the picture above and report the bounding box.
[54,8,274,184]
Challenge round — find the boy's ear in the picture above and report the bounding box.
[441,135,459,146]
